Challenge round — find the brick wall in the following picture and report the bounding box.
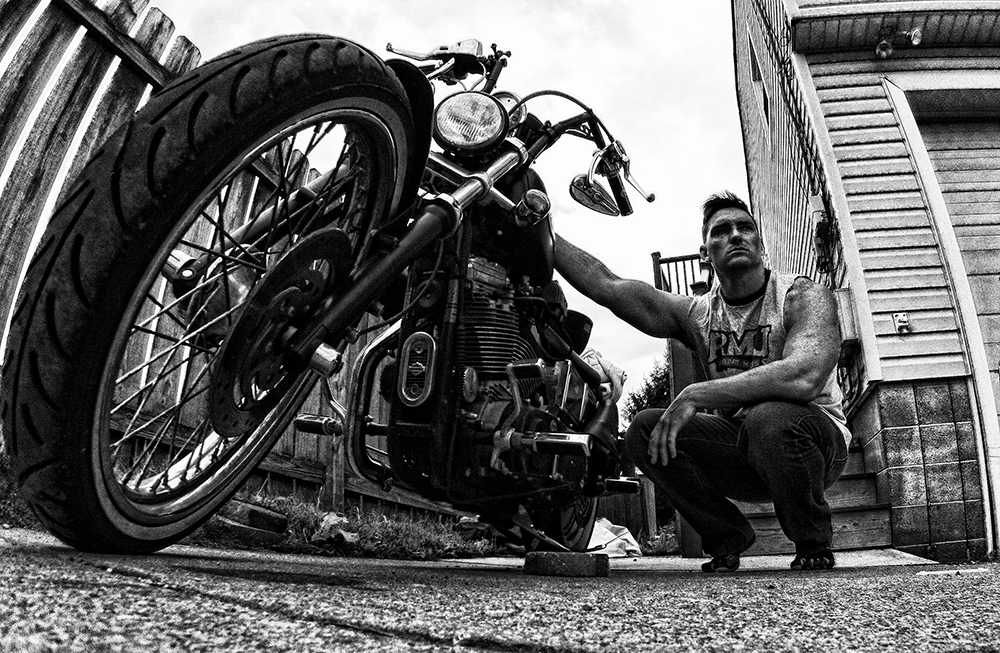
[851,379,987,561]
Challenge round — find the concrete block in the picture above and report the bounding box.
[523,552,609,577]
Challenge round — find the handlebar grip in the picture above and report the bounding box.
[608,173,633,216]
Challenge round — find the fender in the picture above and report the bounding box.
[386,59,434,212]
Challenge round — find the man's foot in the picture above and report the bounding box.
[701,552,740,573]
[790,548,835,571]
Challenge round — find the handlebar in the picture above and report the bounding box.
[392,40,650,217]
[606,175,633,217]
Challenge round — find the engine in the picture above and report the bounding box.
[388,252,601,498]
[456,258,537,382]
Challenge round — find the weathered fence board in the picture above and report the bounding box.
[0,1,148,343]
[57,7,181,205]
[0,1,42,62]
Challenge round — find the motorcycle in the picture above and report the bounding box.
[1,35,654,554]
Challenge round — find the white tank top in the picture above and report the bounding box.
[687,271,852,447]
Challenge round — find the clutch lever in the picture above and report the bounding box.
[387,40,485,81]
[387,39,483,61]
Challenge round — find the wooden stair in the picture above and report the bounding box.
[676,445,892,557]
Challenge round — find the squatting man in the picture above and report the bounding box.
[559,191,851,572]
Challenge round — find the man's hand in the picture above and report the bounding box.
[581,349,627,402]
[649,388,698,465]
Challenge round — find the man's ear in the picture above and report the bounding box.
[699,245,709,263]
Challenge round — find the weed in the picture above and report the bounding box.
[0,452,37,528]
[640,521,680,556]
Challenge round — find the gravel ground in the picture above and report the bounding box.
[2,526,999,652]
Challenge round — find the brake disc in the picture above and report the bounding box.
[208,228,353,437]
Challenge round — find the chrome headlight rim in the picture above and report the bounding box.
[491,90,527,127]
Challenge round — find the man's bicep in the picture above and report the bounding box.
[610,280,695,341]
[782,281,841,369]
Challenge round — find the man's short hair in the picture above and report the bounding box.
[701,191,752,239]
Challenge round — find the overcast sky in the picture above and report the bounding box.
[149,0,750,415]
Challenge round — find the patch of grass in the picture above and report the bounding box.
[345,509,504,560]
[639,520,680,556]
[1,453,505,560]
[0,452,38,528]
[193,494,509,560]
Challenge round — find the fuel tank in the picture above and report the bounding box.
[471,167,554,287]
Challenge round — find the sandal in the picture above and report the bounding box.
[790,548,835,571]
[701,552,741,573]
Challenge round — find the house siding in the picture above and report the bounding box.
[806,48,998,381]
[737,0,828,283]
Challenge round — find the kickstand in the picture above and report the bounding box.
[512,507,571,553]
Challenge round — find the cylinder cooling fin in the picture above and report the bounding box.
[456,298,536,380]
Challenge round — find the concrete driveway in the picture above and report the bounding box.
[2,526,998,652]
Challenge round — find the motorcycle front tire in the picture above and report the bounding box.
[1,35,417,553]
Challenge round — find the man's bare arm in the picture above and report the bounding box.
[648,277,841,463]
[554,235,696,345]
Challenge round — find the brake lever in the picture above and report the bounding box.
[623,161,655,203]
[387,40,483,62]
[387,40,486,83]
[604,141,655,203]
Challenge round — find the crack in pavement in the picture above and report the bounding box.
[65,555,580,652]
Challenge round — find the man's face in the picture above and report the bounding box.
[700,207,764,274]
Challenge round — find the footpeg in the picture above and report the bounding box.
[293,414,343,436]
[531,433,592,457]
[491,430,592,472]
[603,477,641,494]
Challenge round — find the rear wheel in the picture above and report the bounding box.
[1,35,417,553]
[529,495,598,552]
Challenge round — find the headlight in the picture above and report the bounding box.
[433,92,509,155]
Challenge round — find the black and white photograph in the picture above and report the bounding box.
[2,0,1000,650]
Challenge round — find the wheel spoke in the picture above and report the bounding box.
[118,356,216,491]
[116,303,241,387]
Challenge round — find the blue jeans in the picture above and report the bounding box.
[625,401,849,556]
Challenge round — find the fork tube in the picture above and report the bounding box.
[431,223,473,493]
[285,202,456,369]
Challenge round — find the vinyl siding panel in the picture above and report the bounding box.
[808,49,983,380]
[923,121,1000,397]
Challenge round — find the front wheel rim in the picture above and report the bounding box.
[92,104,402,526]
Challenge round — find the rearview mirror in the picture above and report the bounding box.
[569,174,619,216]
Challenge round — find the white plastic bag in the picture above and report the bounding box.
[587,517,642,557]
